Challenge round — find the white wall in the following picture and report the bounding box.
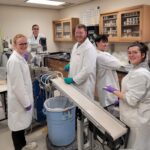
[1,0,150,56]
[99,0,150,13]
[0,5,60,52]
[60,0,100,25]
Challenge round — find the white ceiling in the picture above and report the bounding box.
[0,0,94,9]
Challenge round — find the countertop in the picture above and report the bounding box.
[44,52,131,73]
[44,52,70,62]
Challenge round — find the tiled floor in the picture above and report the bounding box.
[0,120,111,150]
[0,120,47,150]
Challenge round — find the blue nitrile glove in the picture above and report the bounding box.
[103,85,118,93]
[25,105,32,111]
[23,52,29,61]
[64,63,70,72]
[64,77,74,84]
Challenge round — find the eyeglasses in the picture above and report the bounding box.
[33,28,39,30]
[18,43,28,46]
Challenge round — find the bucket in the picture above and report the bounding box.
[44,96,75,146]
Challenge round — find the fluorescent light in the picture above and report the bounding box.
[26,0,65,6]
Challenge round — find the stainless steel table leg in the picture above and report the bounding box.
[77,113,84,150]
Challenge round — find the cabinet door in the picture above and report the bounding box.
[120,8,141,42]
[100,13,119,42]
[54,22,63,40]
[53,18,79,42]
[63,21,71,40]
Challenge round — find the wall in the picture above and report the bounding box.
[1,0,150,57]
[59,0,150,64]
[0,5,60,52]
[57,0,100,52]
[99,0,150,13]
[60,0,150,19]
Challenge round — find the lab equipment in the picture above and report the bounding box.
[0,96,5,120]
[51,77,129,150]
[0,80,7,121]
[1,50,12,67]
[64,77,74,84]
[103,85,118,93]
[39,37,47,51]
[32,69,60,122]
[33,79,46,122]
[44,96,75,146]
[30,43,38,52]
[64,63,70,72]
[87,25,99,45]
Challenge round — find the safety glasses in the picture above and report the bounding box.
[18,43,28,46]
[33,28,39,30]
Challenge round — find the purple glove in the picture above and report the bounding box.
[25,105,32,111]
[23,52,29,61]
[103,85,118,93]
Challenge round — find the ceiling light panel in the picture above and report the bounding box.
[26,0,65,6]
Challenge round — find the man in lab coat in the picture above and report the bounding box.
[64,24,96,99]
[28,24,45,66]
[95,35,122,107]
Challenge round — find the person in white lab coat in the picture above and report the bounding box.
[28,24,45,66]
[64,24,96,99]
[28,24,45,51]
[7,34,37,150]
[104,42,150,150]
[95,34,122,107]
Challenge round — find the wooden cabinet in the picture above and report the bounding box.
[44,58,69,77]
[100,13,119,42]
[53,18,79,42]
[100,5,150,42]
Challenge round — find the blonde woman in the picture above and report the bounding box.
[7,34,37,150]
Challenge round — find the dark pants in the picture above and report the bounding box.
[11,130,26,150]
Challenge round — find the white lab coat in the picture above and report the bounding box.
[120,62,150,150]
[96,51,122,107]
[7,51,33,131]
[28,33,45,48]
[69,38,96,99]
[28,33,45,66]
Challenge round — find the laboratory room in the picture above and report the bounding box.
[1,0,150,150]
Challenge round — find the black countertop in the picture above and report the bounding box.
[44,52,70,62]
[44,52,132,73]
